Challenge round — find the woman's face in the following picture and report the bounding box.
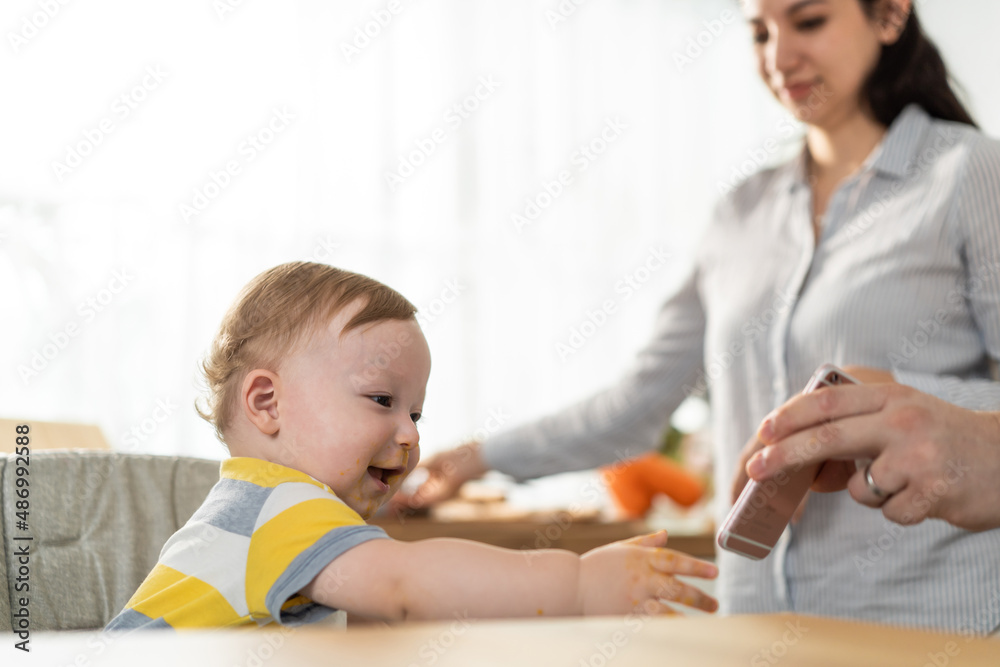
[744,0,901,128]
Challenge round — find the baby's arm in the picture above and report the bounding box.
[300,530,717,622]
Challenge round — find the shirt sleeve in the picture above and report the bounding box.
[894,134,1000,410]
[244,484,390,626]
[481,261,707,482]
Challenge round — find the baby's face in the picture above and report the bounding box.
[272,309,430,519]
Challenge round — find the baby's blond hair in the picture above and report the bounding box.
[197,261,416,443]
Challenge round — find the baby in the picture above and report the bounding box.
[106,262,717,629]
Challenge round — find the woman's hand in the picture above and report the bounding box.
[748,381,1000,532]
[389,441,488,514]
[729,365,895,516]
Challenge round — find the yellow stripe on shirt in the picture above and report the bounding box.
[245,497,366,614]
[222,457,329,491]
[130,564,246,628]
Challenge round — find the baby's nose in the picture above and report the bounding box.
[397,424,419,450]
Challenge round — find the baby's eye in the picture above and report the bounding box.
[410,412,422,424]
[753,29,768,45]
[370,395,392,408]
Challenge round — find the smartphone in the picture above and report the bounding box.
[716,364,860,560]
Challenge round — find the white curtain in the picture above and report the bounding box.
[2,0,998,462]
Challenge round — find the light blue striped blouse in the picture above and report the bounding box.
[482,104,1000,634]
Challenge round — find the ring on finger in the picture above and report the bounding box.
[864,462,889,500]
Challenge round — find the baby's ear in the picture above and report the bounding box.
[242,370,280,435]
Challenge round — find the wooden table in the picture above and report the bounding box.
[370,516,717,558]
[17,614,998,666]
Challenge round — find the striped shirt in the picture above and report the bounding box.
[482,104,1000,634]
[106,457,388,630]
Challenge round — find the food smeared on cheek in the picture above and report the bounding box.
[340,488,379,520]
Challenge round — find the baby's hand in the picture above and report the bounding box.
[578,530,718,616]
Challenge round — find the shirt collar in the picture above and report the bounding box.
[785,103,932,192]
[868,103,932,179]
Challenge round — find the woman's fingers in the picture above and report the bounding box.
[748,411,893,482]
[759,383,892,444]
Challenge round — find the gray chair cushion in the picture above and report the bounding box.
[1,451,219,631]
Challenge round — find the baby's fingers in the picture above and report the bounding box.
[632,598,680,617]
[650,548,718,579]
[652,574,718,613]
[622,529,669,549]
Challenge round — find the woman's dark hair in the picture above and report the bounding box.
[859,1,977,128]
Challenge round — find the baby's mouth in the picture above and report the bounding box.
[367,465,406,489]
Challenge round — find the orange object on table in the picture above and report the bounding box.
[602,452,705,518]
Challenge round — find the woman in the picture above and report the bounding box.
[400,0,1000,634]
